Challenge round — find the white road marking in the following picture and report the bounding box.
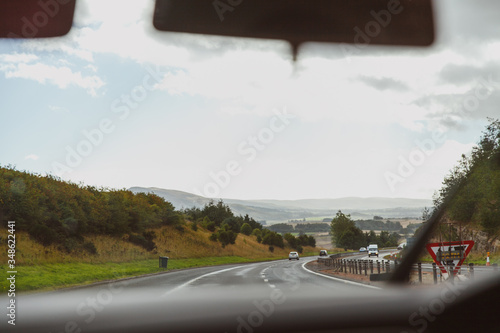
[162,265,246,296]
[235,264,261,276]
[301,261,381,290]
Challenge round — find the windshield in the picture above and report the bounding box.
[1,0,499,332]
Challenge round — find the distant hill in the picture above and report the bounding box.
[129,187,432,223]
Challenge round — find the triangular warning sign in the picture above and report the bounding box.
[426,240,474,276]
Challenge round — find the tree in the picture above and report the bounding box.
[366,230,377,244]
[262,231,284,248]
[330,210,364,250]
[251,228,262,237]
[217,225,237,248]
[432,118,500,249]
[298,234,316,247]
[284,233,299,248]
[201,200,234,226]
[221,217,241,233]
[240,223,252,236]
[421,207,431,221]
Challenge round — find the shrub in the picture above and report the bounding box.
[128,231,156,251]
[62,238,78,253]
[206,221,216,232]
[217,229,237,248]
[29,223,58,246]
[83,241,98,255]
[240,223,252,236]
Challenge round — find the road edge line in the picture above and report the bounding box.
[301,260,381,290]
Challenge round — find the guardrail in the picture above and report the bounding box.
[317,257,499,284]
[318,257,396,276]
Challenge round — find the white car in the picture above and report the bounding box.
[289,251,299,260]
[359,247,367,253]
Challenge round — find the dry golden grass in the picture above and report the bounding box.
[0,222,315,265]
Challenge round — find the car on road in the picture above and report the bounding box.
[319,250,328,256]
[359,247,367,253]
[289,251,299,260]
[368,245,379,257]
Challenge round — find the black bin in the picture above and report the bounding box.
[159,256,169,268]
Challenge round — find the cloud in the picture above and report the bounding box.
[439,62,500,86]
[358,76,410,92]
[25,154,39,161]
[5,62,105,96]
[20,28,95,62]
[0,53,39,63]
[414,72,500,130]
[1,35,105,96]
[48,105,68,113]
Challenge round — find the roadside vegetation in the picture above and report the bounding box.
[330,211,400,250]
[0,167,319,291]
[427,118,500,254]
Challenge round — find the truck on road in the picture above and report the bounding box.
[368,244,379,257]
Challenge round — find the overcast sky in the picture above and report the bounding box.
[1,0,499,201]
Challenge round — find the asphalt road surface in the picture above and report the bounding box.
[3,256,499,332]
[3,257,383,332]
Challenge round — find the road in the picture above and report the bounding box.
[129,255,380,296]
[3,257,382,332]
[3,255,499,332]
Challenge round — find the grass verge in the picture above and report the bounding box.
[1,256,289,293]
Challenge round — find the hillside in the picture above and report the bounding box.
[0,223,295,266]
[0,223,316,291]
[0,166,318,291]
[431,119,500,251]
[129,187,432,222]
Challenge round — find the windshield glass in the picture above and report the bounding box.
[1,0,499,332]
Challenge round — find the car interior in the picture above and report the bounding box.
[1,1,499,332]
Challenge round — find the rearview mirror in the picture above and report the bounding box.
[0,0,76,38]
[153,0,435,56]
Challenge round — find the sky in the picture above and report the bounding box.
[1,0,499,201]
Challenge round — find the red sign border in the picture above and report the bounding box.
[426,240,475,275]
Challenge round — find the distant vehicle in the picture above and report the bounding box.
[319,250,328,256]
[397,243,406,250]
[368,244,379,257]
[359,247,367,253]
[289,251,299,260]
